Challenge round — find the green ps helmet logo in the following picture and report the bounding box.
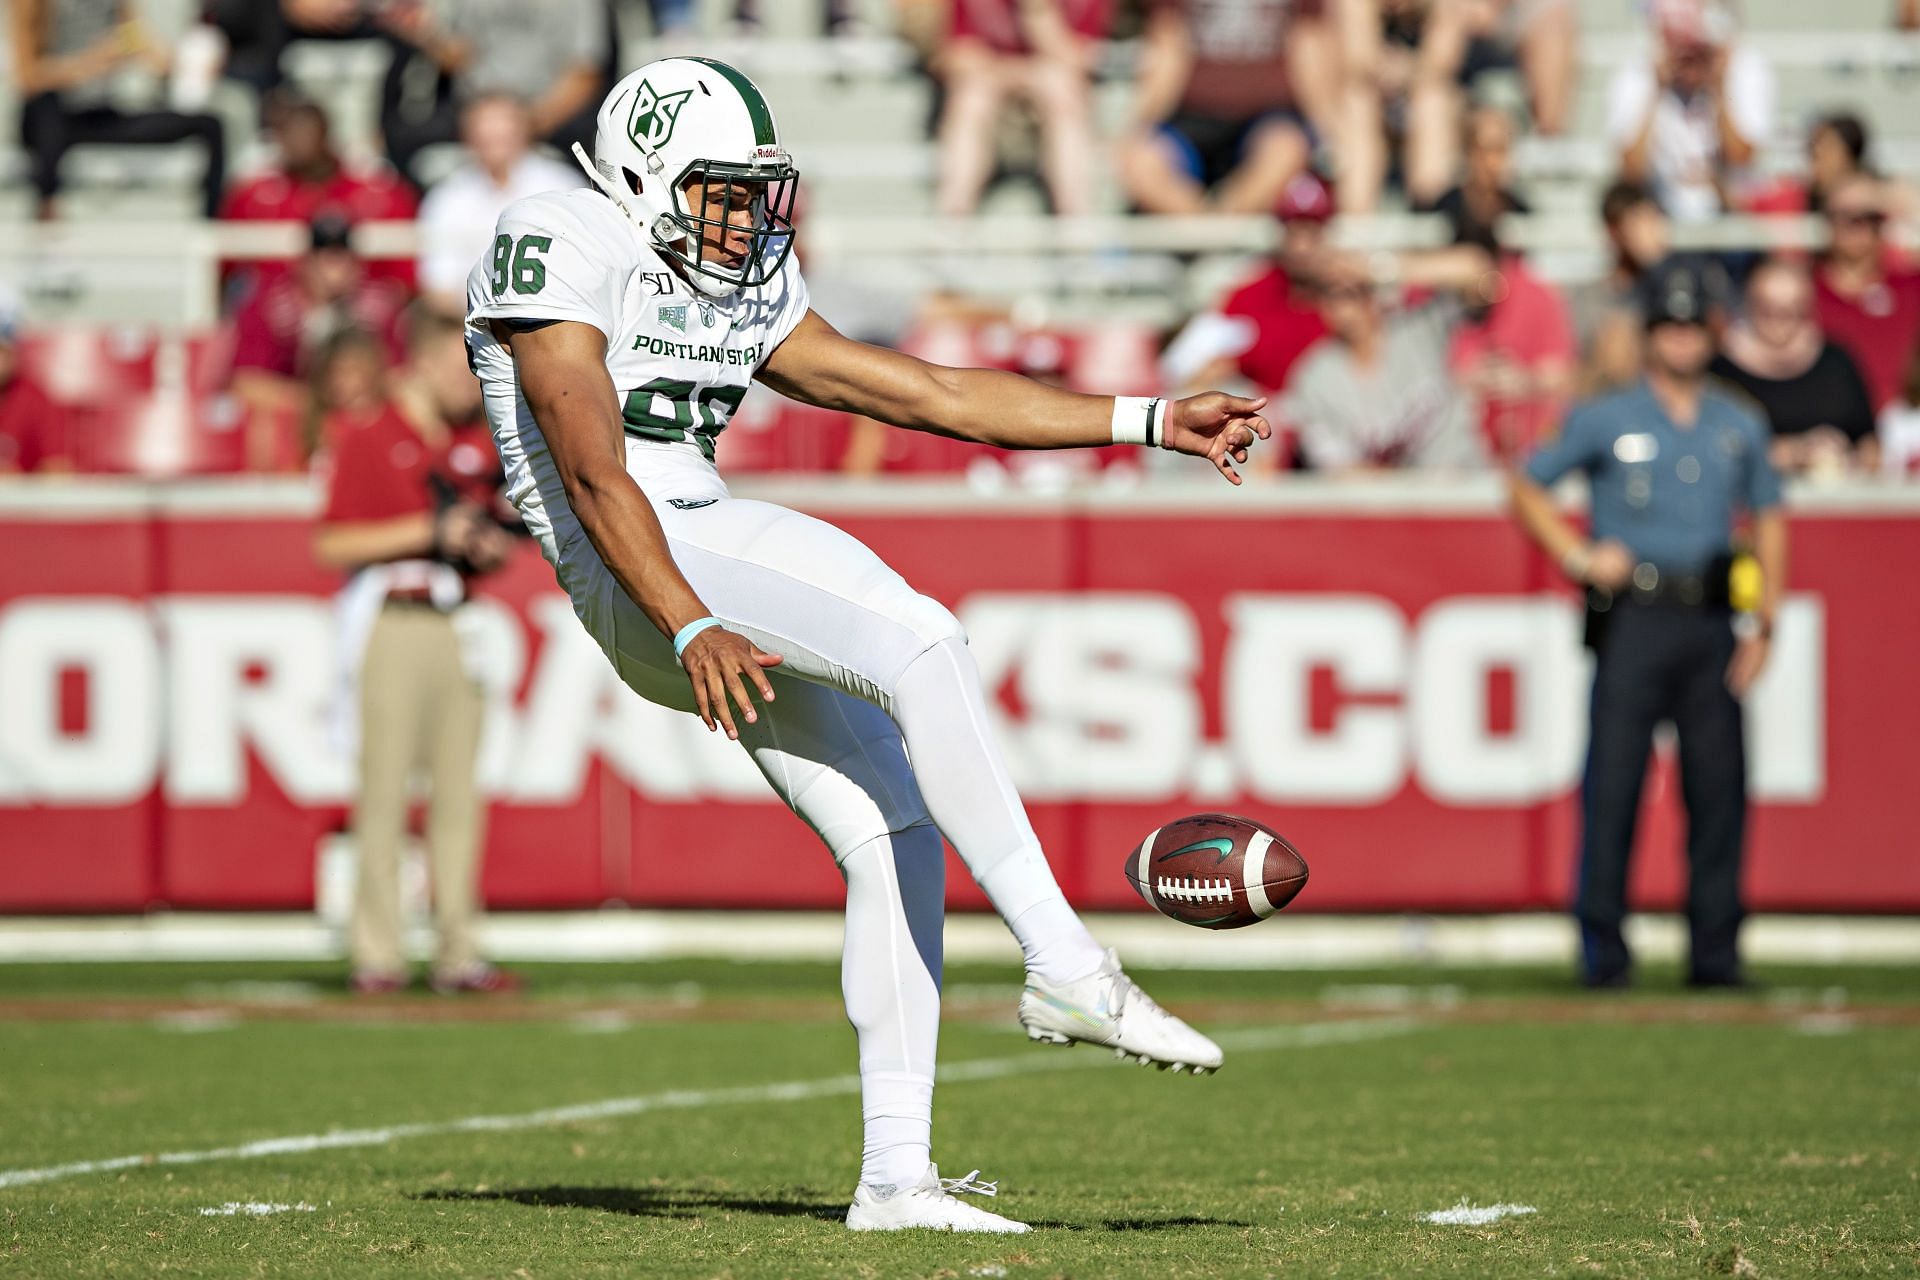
[627,77,694,151]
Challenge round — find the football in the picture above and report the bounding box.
[1123,813,1309,929]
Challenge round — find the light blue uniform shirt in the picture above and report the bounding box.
[1526,381,1782,575]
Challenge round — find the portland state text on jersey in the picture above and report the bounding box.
[631,333,765,367]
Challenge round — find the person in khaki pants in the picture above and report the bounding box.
[313,310,521,995]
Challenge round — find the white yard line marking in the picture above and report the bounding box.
[183,982,324,1004]
[198,1202,316,1216]
[152,1010,241,1034]
[1423,1201,1538,1226]
[1792,1013,1858,1036]
[569,1011,638,1034]
[0,1018,1416,1191]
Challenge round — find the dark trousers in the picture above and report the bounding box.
[21,94,227,218]
[1578,600,1747,984]
[380,0,615,188]
[733,0,856,29]
[204,0,388,95]
[382,97,598,190]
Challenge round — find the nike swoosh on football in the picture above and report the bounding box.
[1155,837,1235,866]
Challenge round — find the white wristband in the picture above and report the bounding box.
[1110,396,1165,447]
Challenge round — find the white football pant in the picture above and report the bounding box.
[521,468,1104,1190]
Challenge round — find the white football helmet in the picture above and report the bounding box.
[572,56,798,299]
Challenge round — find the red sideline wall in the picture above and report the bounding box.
[1,478,1916,915]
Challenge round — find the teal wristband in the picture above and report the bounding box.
[673,616,724,662]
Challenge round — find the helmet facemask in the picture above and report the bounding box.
[656,155,798,297]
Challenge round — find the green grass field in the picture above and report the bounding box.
[2,959,1916,1278]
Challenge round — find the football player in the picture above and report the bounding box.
[466,57,1268,1233]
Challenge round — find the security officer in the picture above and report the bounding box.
[1510,260,1786,989]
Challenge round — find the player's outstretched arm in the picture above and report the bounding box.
[509,319,780,738]
[759,310,1273,483]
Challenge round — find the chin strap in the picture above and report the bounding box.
[573,142,752,299]
[939,1170,1000,1198]
[570,143,641,223]
[575,141,720,274]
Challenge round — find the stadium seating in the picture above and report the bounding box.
[1,0,1915,475]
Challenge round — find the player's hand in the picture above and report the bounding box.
[1726,633,1770,697]
[81,31,135,78]
[372,0,432,40]
[1653,44,1677,90]
[433,503,487,561]
[463,521,516,574]
[1706,43,1731,92]
[680,627,783,741]
[1162,392,1273,485]
[286,0,362,32]
[1583,539,1636,590]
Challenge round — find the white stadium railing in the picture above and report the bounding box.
[0,211,1864,330]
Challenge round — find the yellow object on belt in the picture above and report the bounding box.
[1729,551,1763,615]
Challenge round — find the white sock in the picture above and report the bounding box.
[1006,898,1105,984]
[888,637,1106,983]
[858,1071,933,1193]
[839,832,944,1193]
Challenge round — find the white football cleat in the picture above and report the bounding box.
[1018,949,1224,1073]
[845,1165,1030,1234]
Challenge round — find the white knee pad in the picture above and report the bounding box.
[897,593,966,652]
[737,677,936,864]
[809,789,936,868]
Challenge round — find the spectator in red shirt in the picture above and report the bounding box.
[1448,239,1576,464]
[1814,173,1920,411]
[301,326,390,466]
[219,97,418,300]
[1423,115,1574,463]
[313,309,518,997]
[229,213,410,471]
[0,300,72,475]
[1120,0,1340,216]
[934,0,1109,216]
[1162,171,1336,435]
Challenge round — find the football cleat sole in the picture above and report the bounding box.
[1026,1038,1216,1075]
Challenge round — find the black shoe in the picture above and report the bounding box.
[1687,971,1754,991]
[1581,968,1633,991]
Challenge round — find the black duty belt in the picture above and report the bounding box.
[1591,556,1734,612]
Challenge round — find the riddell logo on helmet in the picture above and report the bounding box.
[628,77,693,151]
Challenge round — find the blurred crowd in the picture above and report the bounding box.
[4,0,1920,481]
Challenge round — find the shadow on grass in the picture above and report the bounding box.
[1102,1215,1253,1231]
[416,1185,846,1223]
[416,1186,1246,1232]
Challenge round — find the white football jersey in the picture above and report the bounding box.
[465,187,810,516]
